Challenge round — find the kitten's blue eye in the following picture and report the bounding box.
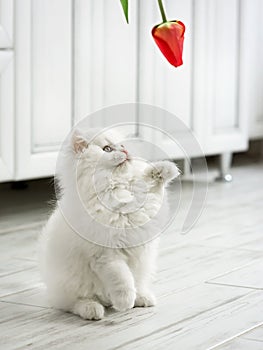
[103,145,113,152]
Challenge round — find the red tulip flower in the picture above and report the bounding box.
[118,0,185,67]
[152,20,185,67]
[152,0,185,67]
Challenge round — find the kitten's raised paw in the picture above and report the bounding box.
[146,161,180,184]
[135,292,156,307]
[111,289,136,311]
[72,299,104,320]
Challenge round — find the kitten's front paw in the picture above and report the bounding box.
[73,300,104,320]
[111,289,136,311]
[135,292,156,307]
[146,161,180,184]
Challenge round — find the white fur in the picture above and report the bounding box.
[39,128,179,320]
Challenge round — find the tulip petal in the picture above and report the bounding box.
[152,20,185,67]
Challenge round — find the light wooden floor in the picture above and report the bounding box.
[0,156,263,350]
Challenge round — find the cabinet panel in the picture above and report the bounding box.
[0,51,14,181]
[0,0,13,48]
[15,0,72,180]
[74,0,138,126]
[211,0,239,130]
[137,0,195,160]
[138,0,248,158]
[31,0,73,151]
[193,0,248,154]
[138,0,193,129]
[243,0,263,139]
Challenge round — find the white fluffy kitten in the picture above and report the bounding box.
[39,128,179,320]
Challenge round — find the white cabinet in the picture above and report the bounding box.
[12,0,138,181]
[137,0,195,159]
[242,0,263,140]
[14,0,73,180]
[138,0,193,128]
[74,0,138,121]
[138,0,249,158]
[0,0,13,48]
[193,0,248,155]
[0,50,14,182]
[1,0,262,182]
[0,0,14,182]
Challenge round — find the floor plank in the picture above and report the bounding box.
[109,290,263,350]
[0,268,41,298]
[0,286,49,308]
[207,259,263,290]
[242,324,263,341]
[212,323,263,349]
[0,227,41,262]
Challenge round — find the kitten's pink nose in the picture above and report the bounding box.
[122,149,128,156]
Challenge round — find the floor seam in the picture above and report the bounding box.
[205,281,263,291]
[206,321,263,349]
[0,299,51,309]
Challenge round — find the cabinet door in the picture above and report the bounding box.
[137,0,194,158]
[242,0,263,140]
[74,0,138,131]
[138,0,193,125]
[0,0,13,48]
[138,0,249,158]
[0,51,14,181]
[193,0,248,154]
[15,0,73,180]
[0,0,14,182]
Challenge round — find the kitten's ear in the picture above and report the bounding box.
[72,129,88,153]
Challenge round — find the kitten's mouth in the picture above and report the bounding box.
[118,156,130,166]
[118,150,131,166]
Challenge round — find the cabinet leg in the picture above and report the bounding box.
[216,152,233,182]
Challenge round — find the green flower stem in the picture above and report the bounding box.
[158,0,167,23]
